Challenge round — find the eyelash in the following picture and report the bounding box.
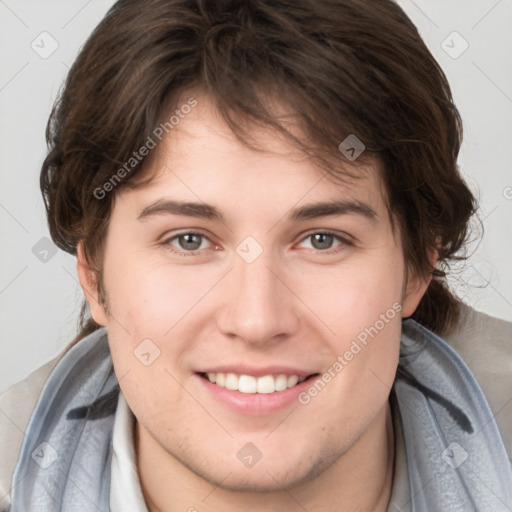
[161,230,353,257]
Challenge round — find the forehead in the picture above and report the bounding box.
[118,93,389,220]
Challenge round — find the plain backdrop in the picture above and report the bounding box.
[1,0,511,392]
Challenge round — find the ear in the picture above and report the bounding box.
[401,248,438,318]
[76,242,108,326]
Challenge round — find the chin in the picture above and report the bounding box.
[172,442,342,493]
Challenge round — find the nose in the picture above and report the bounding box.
[216,248,300,346]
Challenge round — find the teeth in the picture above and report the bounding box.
[239,375,257,393]
[225,373,238,391]
[205,372,307,394]
[287,375,299,387]
[257,375,275,394]
[215,372,225,387]
[275,374,288,391]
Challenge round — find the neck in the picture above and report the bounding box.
[135,402,395,512]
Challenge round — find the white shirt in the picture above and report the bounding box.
[110,391,149,511]
[109,391,412,511]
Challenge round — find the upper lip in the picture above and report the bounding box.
[196,365,318,378]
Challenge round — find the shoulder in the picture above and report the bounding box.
[0,354,63,510]
[441,302,512,460]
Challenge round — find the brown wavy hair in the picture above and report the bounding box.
[41,0,477,348]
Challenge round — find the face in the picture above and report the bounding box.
[79,95,428,493]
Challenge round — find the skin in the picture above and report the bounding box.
[78,94,431,511]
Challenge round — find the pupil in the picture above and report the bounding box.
[312,233,333,250]
[178,234,333,251]
[180,234,201,250]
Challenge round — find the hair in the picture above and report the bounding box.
[41,0,477,349]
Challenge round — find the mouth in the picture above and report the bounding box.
[198,371,319,394]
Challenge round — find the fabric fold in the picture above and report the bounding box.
[8,320,512,511]
[9,328,117,512]
[394,321,512,511]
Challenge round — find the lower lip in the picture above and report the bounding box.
[196,374,318,416]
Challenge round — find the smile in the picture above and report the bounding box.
[199,372,311,394]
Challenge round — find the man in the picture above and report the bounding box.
[1,0,511,510]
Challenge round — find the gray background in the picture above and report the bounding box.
[1,0,511,392]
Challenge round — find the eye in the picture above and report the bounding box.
[298,231,351,253]
[162,230,352,257]
[165,232,213,254]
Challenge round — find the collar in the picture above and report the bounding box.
[110,391,149,511]
[109,389,413,512]
[8,320,512,511]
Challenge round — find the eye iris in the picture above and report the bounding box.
[179,234,202,250]
[311,233,333,250]
[175,233,337,251]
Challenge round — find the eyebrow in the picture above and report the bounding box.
[137,198,378,223]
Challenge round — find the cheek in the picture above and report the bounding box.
[100,253,223,392]
[295,247,404,400]
[102,247,215,336]
[292,245,405,337]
